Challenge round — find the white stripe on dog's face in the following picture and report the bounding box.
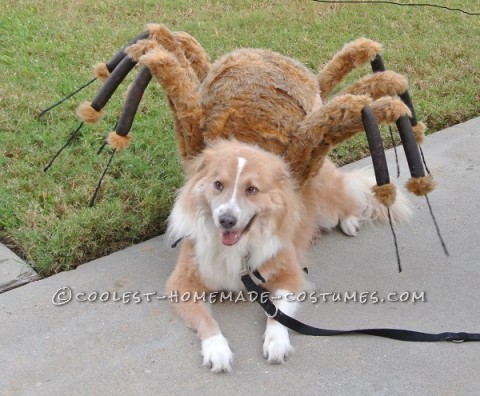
[213,157,246,225]
[230,157,246,206]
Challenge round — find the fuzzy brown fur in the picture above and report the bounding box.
[413,122,426,144]
[106,131,131,150]
[94,62,110,81]
[340,71,408,99]
[76,101,103,124]
[165,139,411,371]
[406,175,436,196]
[125,24,425,192]
[118,26,431,371]
[318,38,382,100]
[372,183,397,207]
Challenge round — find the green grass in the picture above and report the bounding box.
[1,0,479,276]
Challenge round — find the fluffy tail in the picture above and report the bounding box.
[343,168,412,228]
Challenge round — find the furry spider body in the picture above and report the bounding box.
[75,24,432,202]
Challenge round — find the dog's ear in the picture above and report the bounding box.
[276,164,295,184]
[185,149,212,178]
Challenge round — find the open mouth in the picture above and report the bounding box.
[220,214,256,246]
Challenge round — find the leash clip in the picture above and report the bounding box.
[265,305,279,319]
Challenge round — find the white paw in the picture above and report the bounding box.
[339,216,360,236]
[263,324,293,364]
[201,334,233,373]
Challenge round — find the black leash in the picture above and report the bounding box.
[241,271,480,342]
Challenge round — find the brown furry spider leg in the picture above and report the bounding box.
[370,54,426,144]
[95,31,150,81]
[133,43,204,159]
[76,55,138,125]
[104,66,153,151]
[362,106,402,272]
[126,24,207,159]
[361,107,391,187]
[88,67,153,206]
[394,115,448,257]
[318,38,383,100]
[38,31,149,118]
[291,95,411,184]
[43,31,153,171]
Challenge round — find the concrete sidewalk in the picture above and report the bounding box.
[1,118,479,395]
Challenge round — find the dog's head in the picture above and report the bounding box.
[169,140,303,247]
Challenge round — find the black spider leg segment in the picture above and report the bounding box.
[37,79,97,119]
[399,91,419,127]
[90,56,138,112]
[89,148,117,207]
[396,116,449,257]
[373,54,431,177]
[398,90,431,175]
[105,31,149,74]
[396,115,425,178]
[91,68,152,206]
[370,53,386,73]
[370,54,401,178]
[43,121,84,172]
[115,66,152,138]
[361,106,390,186]
[362,107,402,272]
[37,31,149,118]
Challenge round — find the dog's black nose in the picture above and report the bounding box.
[219,214,237,229]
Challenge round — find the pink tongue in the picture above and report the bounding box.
[221,231,242,246]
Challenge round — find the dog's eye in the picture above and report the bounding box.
[214,181,224,191]
[246,186,258,195]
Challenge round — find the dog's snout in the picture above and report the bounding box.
[219,213,237,229]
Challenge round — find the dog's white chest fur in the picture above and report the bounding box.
[196,242,246,291]
[193,224,282,291]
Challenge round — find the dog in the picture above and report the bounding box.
[166,139,410,372]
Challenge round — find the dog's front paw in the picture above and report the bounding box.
[263,324,293,364]
[339,216,360,236]
[201,334,233,373]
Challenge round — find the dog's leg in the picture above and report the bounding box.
[166,241,233,373]
[260,249,304,364]
[263,289,298,364]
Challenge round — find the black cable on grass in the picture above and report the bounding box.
[97,122,118,155]
[312,0,480,16]
[43,122,84,172]
[97,141,108,155]
[37,31,150,119]
[89,148,116,207]
[37,78,97,119]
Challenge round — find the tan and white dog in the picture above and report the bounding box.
[166,139,410,372]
